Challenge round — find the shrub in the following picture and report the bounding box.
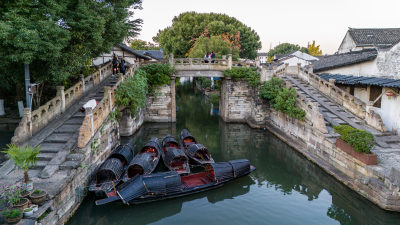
[224,67,260,87]
[209,93,220,104]
[259,78,305,120]
[33,189,42,195]
[115,70,148,115]
[334,125,375,153]
[2,209,22,218]
[196,77,212,89]
[2,145,40,183]
[139,63,175,88]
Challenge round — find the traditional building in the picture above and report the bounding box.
[276,50,318,67]
[257,52,268,64]
[92,44,152,66]
[133,50,164,61]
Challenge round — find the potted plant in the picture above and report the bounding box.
[23,207,33,217]
[334,125,377,165]
[29,189,47,205]
[1,185,29,210]
[2,144,40,191]
[2,209,23,224]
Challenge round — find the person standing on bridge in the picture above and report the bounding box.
[119,56,126,75]
[112,55,118,75]
[211,51,216,63]
[204,52,210,63]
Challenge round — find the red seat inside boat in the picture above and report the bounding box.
[180,172,214,188]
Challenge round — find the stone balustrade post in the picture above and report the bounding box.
[56,86,66,113]
[329,79,336,85]
[222,55,227,65]
[284,63,289,75]
[24,108,32,137]
[366,101,374,113]
[80,74,86,92]
[256,58,260,68]
[189,58,193,65]
[104,86,113,111]
[85,107,94,136]
[307,64,314,74]
[228,54,232,69]
[170,75,176,122]
[169,54,175,66]
[297,63,301,75]
[118,73,124,82]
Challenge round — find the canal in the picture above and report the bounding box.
[68,81,400,225]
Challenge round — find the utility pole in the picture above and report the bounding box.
[24,64,31,109]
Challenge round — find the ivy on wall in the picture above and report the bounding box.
[223,67,260,87]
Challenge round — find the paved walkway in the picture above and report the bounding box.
[1,73,118,182]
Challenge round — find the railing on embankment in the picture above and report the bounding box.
[77,65,137,148]
[11,61,114,145]
[273,63,386,132]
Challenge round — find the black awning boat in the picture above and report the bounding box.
[89,142,134,196]
[161,135,190,175]
[95,159,256,206]
[126,137,161,179]
[179,129,215,164]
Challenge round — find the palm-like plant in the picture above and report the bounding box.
[2,144,40,183]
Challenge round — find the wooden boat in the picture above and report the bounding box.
[95,159,255,206]
[161,135,190,174]
[125,137,161,179]
[179,129,215,164]
[89,142,134,197]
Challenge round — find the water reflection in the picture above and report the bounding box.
[68,81,400,225]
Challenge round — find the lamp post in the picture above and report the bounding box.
[24,64,31,109]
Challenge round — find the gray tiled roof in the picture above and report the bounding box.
[133,50,164,60]
[257,52,268,56]
[117,44,152,60]
[349,28,400,48]
[313,48,378,72]
[318,73,400,89]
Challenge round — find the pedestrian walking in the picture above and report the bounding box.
[119,56,126,75]
[211,51,216,63]
[112,54,118,75]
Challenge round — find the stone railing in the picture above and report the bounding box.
[77,66,135,148]
[277,64,386,132]
[11,62,113,144]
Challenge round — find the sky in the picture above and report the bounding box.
[134,0,400,54]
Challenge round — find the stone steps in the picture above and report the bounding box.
[37,153,56,161]
[44,133,72,143]
[55,124,81,133]
[39,143,65,153]
[64,118,84,125]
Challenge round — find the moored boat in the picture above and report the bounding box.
[89,142,134,197]
[179,129,215,164]
[125,137,161,179]
[95,159,255,206]
[161,135,190,174]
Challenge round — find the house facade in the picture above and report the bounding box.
[257,52,268,64]
[92,44,152,66]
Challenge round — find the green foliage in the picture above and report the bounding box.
[90,138,101,156]
[2,209,22,219]
[0,0,142,103]
[267,43,308,58]
[33,189,42,195]
[130,39,160,50]
[2,144,40,172]
[115,70,148,115]
[0,185,23,205]
[334,125,375,153]
[188,36,239,60]
[197,77,212,89]
[209,93,220,104]
[139,64,174,88]
[260,78,306,120]
[224,67,260,87]
[155,12,261,59]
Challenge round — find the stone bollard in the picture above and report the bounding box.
[297,63,301,75]
[0,99,5,116]
[104,86,112,111]
[228,54,232,69]
[57,86,66,113]
[80,74,86,92]
[85,107,94,136]
[23,108,32,137]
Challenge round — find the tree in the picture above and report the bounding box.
[267,43,308,58]
[0,0,142,107]
[188,36,239,60]
[307,40,322,56]
[154,12,261,59]
[130,39,160,50]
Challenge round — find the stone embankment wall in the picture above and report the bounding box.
[39,113,119,225]
[221,78,400,211]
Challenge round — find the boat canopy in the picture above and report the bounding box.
[117,171,182,203]
[127,154,156,178]
[210,159,250,182]
[179,129,196,143]
[96,158,124,184]
[142,137,161,154]
[110,142,134,165]
[162,135,179,147]
[188,144,210,157]
[164,147,188,164]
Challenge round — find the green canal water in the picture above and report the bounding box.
[68,81,400,225]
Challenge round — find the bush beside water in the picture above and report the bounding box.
[224,67,260,87]
[334,125,375,153]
